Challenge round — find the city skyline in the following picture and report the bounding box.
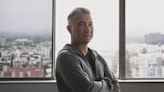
[0,37,52,78]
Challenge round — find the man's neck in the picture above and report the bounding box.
[71,43,88,56]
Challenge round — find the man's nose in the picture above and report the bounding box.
[85,25,91,32]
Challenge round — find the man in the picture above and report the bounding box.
[56,7,120,92]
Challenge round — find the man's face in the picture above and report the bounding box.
[68,13,93,45]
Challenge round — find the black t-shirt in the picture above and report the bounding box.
[85,50,96,76]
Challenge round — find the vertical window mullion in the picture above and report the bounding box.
[119,0,126,80]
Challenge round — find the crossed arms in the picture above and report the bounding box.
[56,52,120,92]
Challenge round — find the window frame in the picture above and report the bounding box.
[120,0,164,80]
[119,0,126,80]
[0,0,55,81]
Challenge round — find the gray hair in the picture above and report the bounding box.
[67,7,91,24]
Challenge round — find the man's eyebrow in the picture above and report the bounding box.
[78,21,85,23]
[78,21,93,23]
[78,21,85,25]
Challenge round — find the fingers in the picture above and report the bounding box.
[83,72,90,82]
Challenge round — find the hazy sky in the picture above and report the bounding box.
[0,0,52,34]
[56,0,119,53]
[126,0,164,37]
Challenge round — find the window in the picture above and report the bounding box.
[0,0,53,79]
[56,0,164,80]
[126,0,164,78]
[56,0,119,77]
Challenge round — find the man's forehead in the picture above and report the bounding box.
[73,13,92,21]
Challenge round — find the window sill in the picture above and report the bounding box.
[2,79,164,83]
[118,79,164,83]
[0,80,56,83]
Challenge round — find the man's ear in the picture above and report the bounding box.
[67,25,72,34]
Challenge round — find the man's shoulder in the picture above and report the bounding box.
[56,49,81,67]
[57,49,74,57]
[58,49,69,54]
[57,48,81,61]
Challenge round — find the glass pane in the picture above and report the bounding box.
[56,0,119,77]
[126,0,164,78]
[0,0,52,78]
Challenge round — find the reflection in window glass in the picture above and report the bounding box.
[56,0,119,77]
[126,0,164,78]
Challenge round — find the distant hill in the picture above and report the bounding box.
[0,31,52,43]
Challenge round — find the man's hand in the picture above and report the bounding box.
[83,72,90,82]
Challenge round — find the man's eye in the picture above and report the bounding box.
[89,23,93,27]
[78,22,85,26]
